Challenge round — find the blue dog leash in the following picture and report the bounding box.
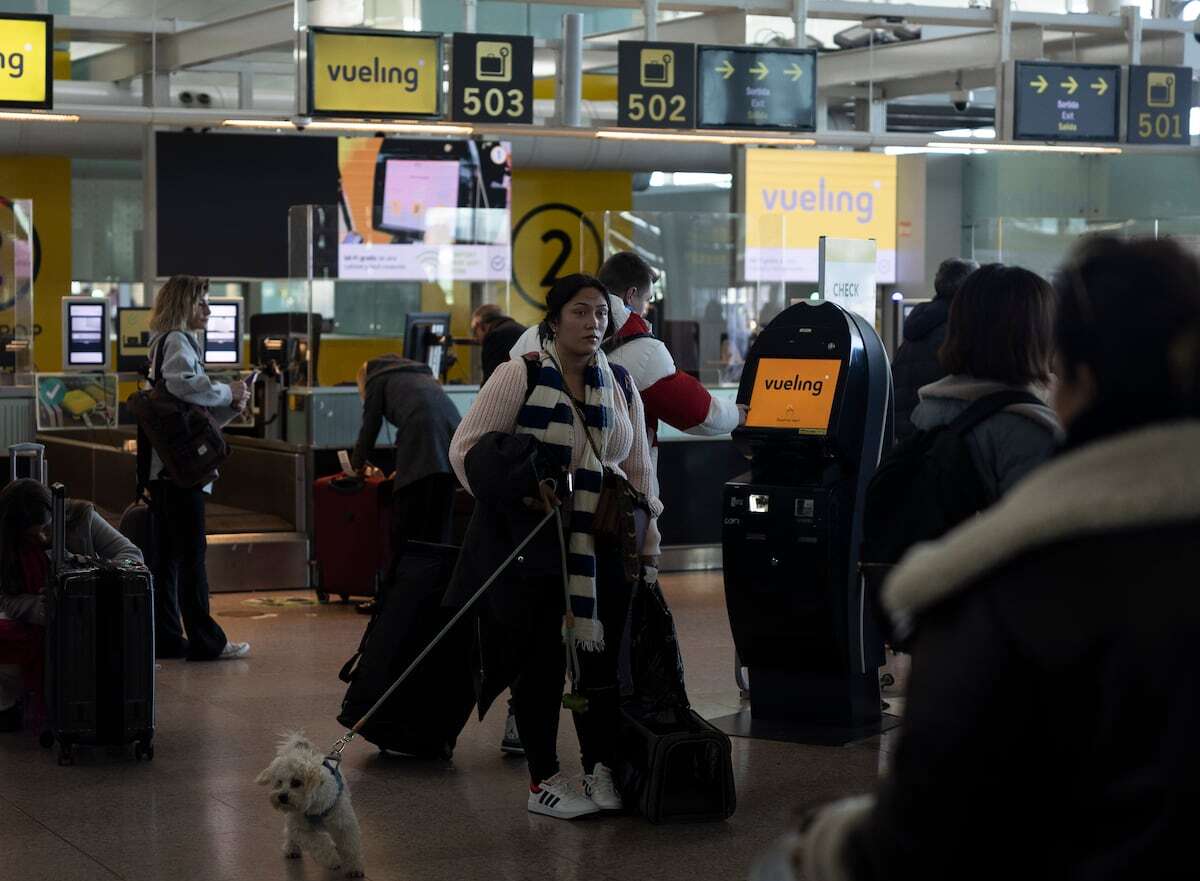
[304,758,346,827]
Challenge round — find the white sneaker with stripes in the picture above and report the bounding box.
[583,762,623,811]
[527,773,600,819]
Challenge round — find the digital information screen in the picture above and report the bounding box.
[1013,61,1120,142]
[204,300,242,366]
[65,301,107,368]
[746,357,842,434]
[379,159,461,235]
[697,46,816,130]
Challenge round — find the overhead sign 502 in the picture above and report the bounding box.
[452,33,534,124]
[618,41,695,129]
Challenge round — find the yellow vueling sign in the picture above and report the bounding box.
[0,14,52,109]
[309,28,441,118]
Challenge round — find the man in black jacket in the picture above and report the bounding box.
[890,258,978,439]
[471,305,526,384]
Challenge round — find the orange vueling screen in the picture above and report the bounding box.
[746,358,842,434]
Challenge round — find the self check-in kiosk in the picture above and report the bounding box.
[720,300,892,741]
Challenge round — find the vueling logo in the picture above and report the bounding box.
[762,374,824,397]
[0,44,29,79]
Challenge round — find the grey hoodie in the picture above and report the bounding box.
[911,374,1063,500]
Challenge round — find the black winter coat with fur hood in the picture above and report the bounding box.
[797,414,1200,881]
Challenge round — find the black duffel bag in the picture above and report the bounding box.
[617,577,736,824]
[128,331,230,490]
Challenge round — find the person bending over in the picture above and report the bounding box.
[143,275,251,661]
[0,479,143,731]
[449,274,660,820]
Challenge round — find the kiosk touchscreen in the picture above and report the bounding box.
[719,301,892,742]
[61,297,111,371]
[203,297,243,369]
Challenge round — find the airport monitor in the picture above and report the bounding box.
[404,311,451,376]
[204,297,243,368]
[61,296,111,371]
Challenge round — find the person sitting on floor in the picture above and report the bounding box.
[0,479,143,731]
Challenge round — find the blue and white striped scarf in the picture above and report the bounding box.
[516,341,616,651]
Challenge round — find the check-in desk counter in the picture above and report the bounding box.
[289,384,745,572]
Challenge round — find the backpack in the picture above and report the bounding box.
[128,331,232,491]
[861,390,1042,573]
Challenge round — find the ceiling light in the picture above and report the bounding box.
[596,130,816,146]
[222,119,474,136]
[1183,0,1200,20]
[0,111,80,123]
[925,141,1121,155]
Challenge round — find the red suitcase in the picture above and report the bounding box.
[313,474,392,603]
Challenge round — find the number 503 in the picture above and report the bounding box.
[628,92,686,123]
[462,86,525,118]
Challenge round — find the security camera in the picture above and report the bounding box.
[292,115,312,130]
[950,89,973,113]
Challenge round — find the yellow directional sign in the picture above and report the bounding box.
[1090,77,1108,96]
[1061,75,1078,95]
[786,63,804,82]
[1030,74,1048,94]
[750,61,769,81]
[716,59,734,80]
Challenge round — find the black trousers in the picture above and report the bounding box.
[510,550,633,782]
[150,481,228,660]
[387,474,456,583]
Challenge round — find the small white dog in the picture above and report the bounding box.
[256,732,365,878]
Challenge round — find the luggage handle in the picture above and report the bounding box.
[51,483,66,575]
[327,505,560,761]
[9,442,47,484]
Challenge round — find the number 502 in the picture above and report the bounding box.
[628,92,686,123]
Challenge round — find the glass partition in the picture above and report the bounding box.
[289,203,512,387]
[0,198,35,385]
[963,216,1192,277]
[582,210,802,385]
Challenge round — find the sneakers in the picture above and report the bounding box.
[583,762,623,812]
[217,641,251,660]
[527,773,599,820]
[500,708,524,755]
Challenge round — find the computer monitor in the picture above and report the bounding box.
[203,297,243,368]
[61,296,111,372]
[117,307,153,373]
[403,311,451,376]
[744,357,843,435]
[249,312,322,386]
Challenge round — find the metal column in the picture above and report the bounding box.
[644,0,658,41]
[793,0,808,48]
[558,13,583,127]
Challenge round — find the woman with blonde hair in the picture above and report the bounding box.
[144,275,250,661]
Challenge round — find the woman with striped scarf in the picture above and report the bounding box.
[450,274,661,820]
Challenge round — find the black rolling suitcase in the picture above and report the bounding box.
[337,541,474,759]
[42,483,156,765]
[618,578,736,824]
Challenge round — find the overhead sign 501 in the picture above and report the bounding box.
[452,33,534,124]
[617,41,695,129]
[1127,65,1191,145]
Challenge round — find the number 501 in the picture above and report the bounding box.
[1137,111,1182,139]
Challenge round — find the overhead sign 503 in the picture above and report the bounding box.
[452,33,534,124]
[617,41,695,129]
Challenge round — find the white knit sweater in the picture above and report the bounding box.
[450,357,663,551]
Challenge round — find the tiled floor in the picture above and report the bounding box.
[0,572,904,881]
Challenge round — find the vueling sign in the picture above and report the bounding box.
[0,14,52,110]
[309,28,441,118]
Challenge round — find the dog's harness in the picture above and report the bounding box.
[303,757,345,827]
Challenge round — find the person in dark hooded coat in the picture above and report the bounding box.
[891,258,979,439]
[351,355,462,556]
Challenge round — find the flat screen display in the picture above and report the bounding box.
[379,159,462,236]
[66,301,107,367]
[204,299,242,367]
[746,357,842,434]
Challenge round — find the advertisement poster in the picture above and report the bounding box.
[333,138,512,281]
[741,149,896,283]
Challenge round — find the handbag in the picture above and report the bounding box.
[569,391,650,584]
[127,331,231,490]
